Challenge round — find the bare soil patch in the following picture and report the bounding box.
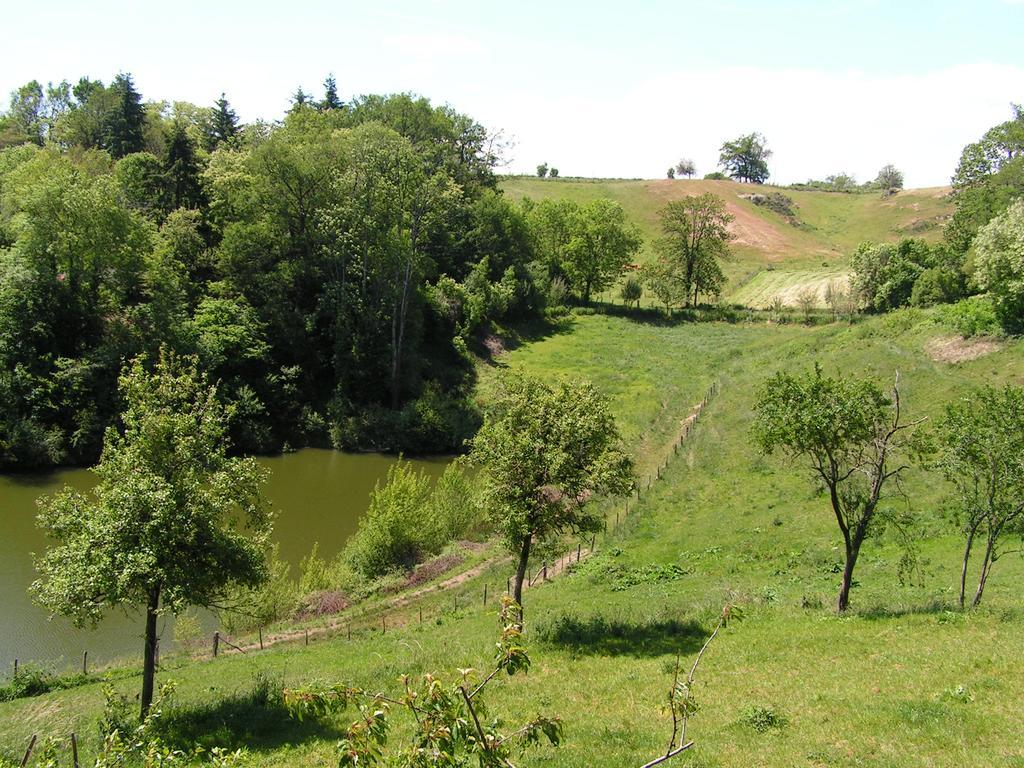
[926,335,1001,363]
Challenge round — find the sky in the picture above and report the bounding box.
[2,0,1023,187]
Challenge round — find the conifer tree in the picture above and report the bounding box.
[290,86,310,113]
[165,120,204,210]
[206,92,239,149]
[321,73,343,111]
[104,72,146,158]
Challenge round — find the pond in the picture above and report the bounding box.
[0,449,449,674]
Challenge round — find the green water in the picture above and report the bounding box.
[0,449,448,674]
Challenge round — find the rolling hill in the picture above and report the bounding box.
[499,176,954,307]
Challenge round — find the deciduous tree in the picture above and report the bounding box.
[655,194,733,307]
[471,374,633,618]
[718,133,771,184]
[33,351,271,718]
[753,366,921,611]
[934,385,1024,608]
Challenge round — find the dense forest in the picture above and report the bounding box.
[0,74,641,469]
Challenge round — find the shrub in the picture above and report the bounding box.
[937,296,1002,337]
[703,171,727,180]
[345,461,434,578]
[740,704,788,732]
[973,199,1024,331]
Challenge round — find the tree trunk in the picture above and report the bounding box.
[972,532,997,608]
[959,525,976,609]
[512,534,532,624]
[837,539,861,613]
[140,584,160,720]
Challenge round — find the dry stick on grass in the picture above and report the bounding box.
[639,606,732,768]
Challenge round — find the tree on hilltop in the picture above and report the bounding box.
[676,158,696,178]
[321,73,343,111]
[206,92,239,149]
[719,132,771,184]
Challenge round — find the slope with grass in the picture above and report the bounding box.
[4,309,1022,767]
[501,176,953,307]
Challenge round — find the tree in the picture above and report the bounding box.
[972,199,1024,331]
[654,194,733,307]
[849,238,952,313]
[676,158,695,178]
[470,374,633,617]
[321,73,343,111]
[536,162,549,178]
[549,167,559,178]
[164,119,204,210]
[875,164,904,190]
[290,86,310,112]
[6,80,45,145]
[562,199,642,302]
[934,386,1024,608]
[666,167,676,179]
[104,72,147,158]
[641,256,689,315]
[206,92,239,149]
[620,277,642,307]
[753,366,920,611]
[718,133,771,184]
[32,351,271,718]
[947,105,1024,252]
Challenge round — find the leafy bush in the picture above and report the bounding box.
[973,198,1024,331]
[703,171,727,180]
[0,665,53,701]
[937,296,1002,337]
[344,460,481,578]
[740,704,788,732]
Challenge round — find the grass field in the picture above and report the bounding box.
[500,177,953,307]
[729,267,851,309]
[5,308,1023,767]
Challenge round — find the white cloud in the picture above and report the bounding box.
[493,62,1024,187]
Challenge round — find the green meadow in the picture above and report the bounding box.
[5,308,1022,767]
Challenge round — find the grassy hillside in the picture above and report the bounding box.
[5,309,1022,767]
[500,177,953,307]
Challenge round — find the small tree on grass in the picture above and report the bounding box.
[753,366,921,611]
[536,162,548,178]
[934,385,1024,608]
[33,350,271,719]
[620,277,643,308]
[470,374,633,619]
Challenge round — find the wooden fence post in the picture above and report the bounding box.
[20,735,36,768]
[305,629,309,646]
[13,659,17,678]
[382,616,386,634]
[213,631,220,658]
[577,543,581,562]
[258,627,264,651]
[71,733,79,768]
[82,651,88,676]
[483,583,488,606]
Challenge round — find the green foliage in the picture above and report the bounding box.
[284,599,561,767]
[703,171,726,180]
[345,459,480,579]
[936,295,1001,337]
[719,133,771,184]
[536,162,548,178]
[647,193,732,308]
[875,164,904,191]
[33,350,271,714]
[753,365,918,610]
[739,705,788,733]
[471,373,633,605]
[972,199,1024,331]
[933,385,1024,606]
[947,105,1024,252]
[850,238,962,312]
[619,277,642,307]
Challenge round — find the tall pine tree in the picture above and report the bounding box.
[206,92,239,150]
[321,74,343,111]
[104,72,146,158]
[290,87,310,114]
[165,120,204,210]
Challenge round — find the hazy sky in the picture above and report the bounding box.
[3,0,1023,186]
